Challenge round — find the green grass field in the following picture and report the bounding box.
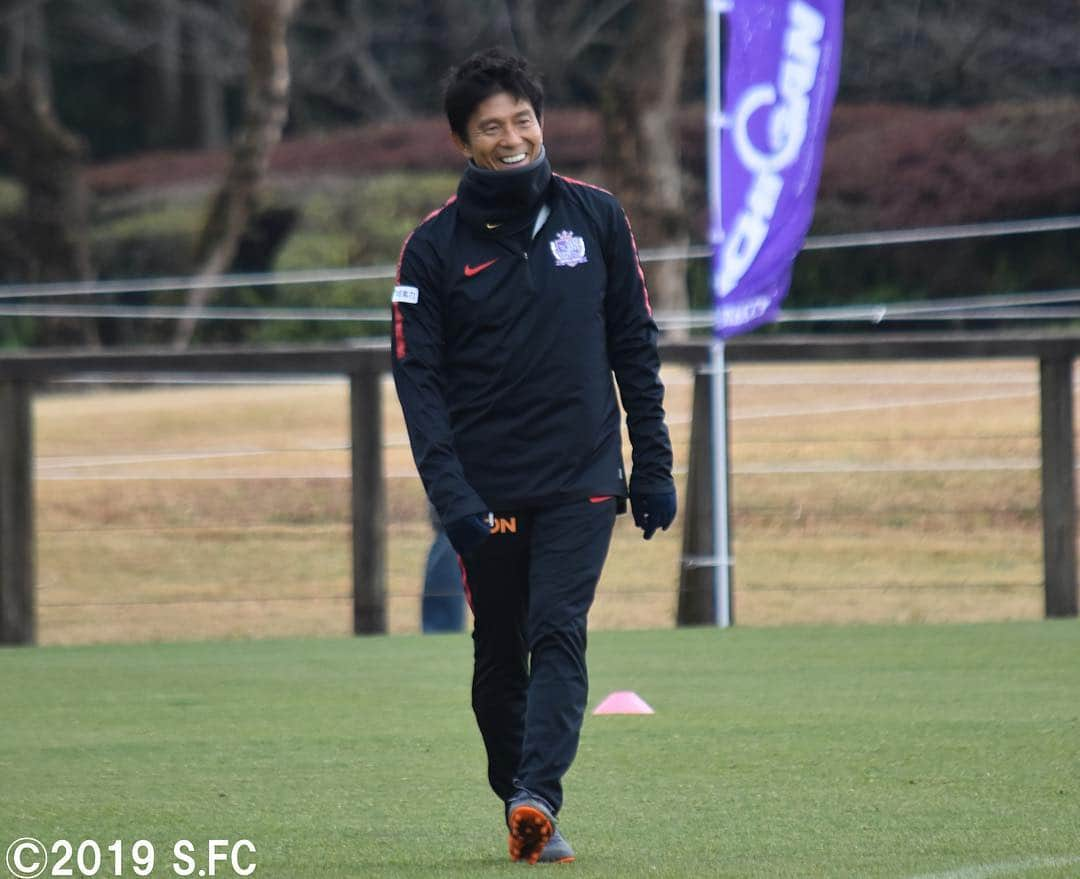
[3,622,1078,878]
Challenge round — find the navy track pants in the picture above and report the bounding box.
[460,497,617,814]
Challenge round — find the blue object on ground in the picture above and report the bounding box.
[422,529,467,633]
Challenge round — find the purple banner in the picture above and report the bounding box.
[715,0,843,337]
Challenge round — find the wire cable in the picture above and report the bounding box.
[0,303,388,321]
[1,214,1077,302]
[6,291,1080,326]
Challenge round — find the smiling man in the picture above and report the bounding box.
[390,48,676,865]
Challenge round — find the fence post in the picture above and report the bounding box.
[0,380,35,645]
[677,368,732,625]
[1039,357,1079,617]
[350,370,387,634]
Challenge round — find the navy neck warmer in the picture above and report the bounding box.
[456,146,552,236]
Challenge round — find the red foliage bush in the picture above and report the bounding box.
[86,101,1080,231]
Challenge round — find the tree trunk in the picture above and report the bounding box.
[5,2,53,98]
[142,0,183,148]
[600,0,692,337]
[0,66,98,346]
[173,0,301,350]
[189,19,228,149]
[347,0,408,120]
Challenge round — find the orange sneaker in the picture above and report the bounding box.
[507,798,555,865]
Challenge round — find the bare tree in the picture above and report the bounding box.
[0,76,93,279]
[841,0,1080,104]
[56,0,244,150]
[506,0,633,102]
[188,16,228,148]
[436,0,517,69]
[291,0,415,121]
[176,1,246,148]
[3,0,51,90]
[600,0,694,334]
[173,0,302,349]
[0,1,98,347]
[141,0,183,148]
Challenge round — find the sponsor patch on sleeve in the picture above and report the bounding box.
[392,285,419,304]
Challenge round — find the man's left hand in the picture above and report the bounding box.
[630,490,677,540]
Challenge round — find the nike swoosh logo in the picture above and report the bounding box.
[464,258,499,278]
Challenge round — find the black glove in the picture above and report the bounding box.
[445,512,492,556]
[630,491,677,540]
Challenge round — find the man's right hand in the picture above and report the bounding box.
[445,512,493,556]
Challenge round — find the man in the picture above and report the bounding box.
[391,47,676,865]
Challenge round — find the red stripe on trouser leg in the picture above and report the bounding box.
[589,495,613,503]
[457,554,473,612]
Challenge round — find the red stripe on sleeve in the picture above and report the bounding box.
[556,175,652,317]
[396,195,458,282]
[621,209,653,317]
[392,195,456,360]
[554,173,613,196]
[392,303,406,359]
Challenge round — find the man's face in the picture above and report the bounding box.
[452,92,543,171]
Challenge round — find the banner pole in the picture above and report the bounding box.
[710,339,732,627]
[707,0,733,627]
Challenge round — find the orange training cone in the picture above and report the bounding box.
[592,691,655,715]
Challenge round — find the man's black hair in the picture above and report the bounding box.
[443,48,544,143]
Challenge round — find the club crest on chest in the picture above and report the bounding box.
[550,230,588,267]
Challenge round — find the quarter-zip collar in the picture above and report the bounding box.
[456,146,552,238]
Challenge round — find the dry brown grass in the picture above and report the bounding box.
[31,360,1051,645]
